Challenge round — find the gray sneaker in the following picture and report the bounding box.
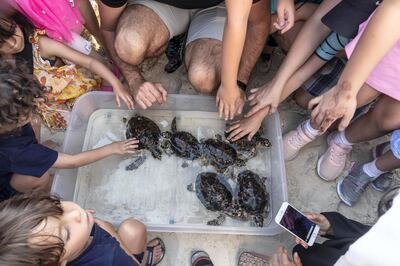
[337,164,375,206]
[371,142,393,192]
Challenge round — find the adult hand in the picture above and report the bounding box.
[274,0,295,34]
[309,82,357,133]
[246,82,281,118]
[294,213,332,249]
[131,81,167,109]
[271,246,302,266]
[216,85,246,121]
[226,109,264,141]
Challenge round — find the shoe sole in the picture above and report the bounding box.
[317,154,338,182]
[371,182,385,192]
[336,177,353,207]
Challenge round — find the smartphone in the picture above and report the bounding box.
[275,202,319,246]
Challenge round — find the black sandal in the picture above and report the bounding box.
[145,237,166,266]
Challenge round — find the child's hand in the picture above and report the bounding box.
[113,81,135,109]
[216,84,246,121]
[226,110,264,141]
[246,82,282,118]
[109,139,139,155]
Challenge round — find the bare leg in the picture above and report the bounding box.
[376,151,400,172]
[345,94,400,143]
[78,0,104,45]
[185,39,222,94]
[118,219,163,263]
[115,5,169,89]
[237,0,270,84]
[10,172,51,192]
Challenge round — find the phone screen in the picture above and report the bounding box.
[279,205,316,242]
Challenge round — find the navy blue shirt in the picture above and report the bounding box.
[68,223,139,266]
[0,123,58,179]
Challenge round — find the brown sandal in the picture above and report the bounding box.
[238,252,270,266]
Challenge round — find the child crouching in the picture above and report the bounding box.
[0,61,138,201]
[0,192,165,265]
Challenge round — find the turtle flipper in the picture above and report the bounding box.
[187,183,196,192]
[171,117,178,133]
[150,147,163,160]
[251,214,264,227]
[207,214,226,226]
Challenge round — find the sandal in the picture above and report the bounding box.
[238,251,270,266]
[145,237,166,266]
[191,250,214,266]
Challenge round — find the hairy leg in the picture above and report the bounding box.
[185,39,222,94]
[115,5,169,88]
[345,94,400,143]
[237,0,270,84]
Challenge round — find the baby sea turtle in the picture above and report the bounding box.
[187,172,246,225]
[125,115,162,160]
[225,130,271,161]
[200,135,245,173]
[161,117,201,160]
[236,170,269,227]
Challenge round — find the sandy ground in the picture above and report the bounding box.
[43,50,399,265]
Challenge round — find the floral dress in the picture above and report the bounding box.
[31,30,101,130]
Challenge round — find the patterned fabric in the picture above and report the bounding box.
[31,30,100,130]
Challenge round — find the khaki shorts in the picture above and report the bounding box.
[128,0,226,45]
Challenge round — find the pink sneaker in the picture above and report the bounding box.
[283,122,316,161]
[317,133,352,181]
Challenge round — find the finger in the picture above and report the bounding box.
[308,96,321,110]
[143,89,157,103]
[156,84,167,103]
[247,130,257,141]
[224,104,230,121]
[281,10,294,34]
[250,88,259,94]
[149,86,163,104]
[339,111,353,132]
[229,105,235,121]
[126,139,139,144]
[236,102,244,116]
[231,129,249,142]
[125,145,139,150]
[294,252,302,266]
[281,248,291,265]
[115,95,121,107]
[135,98,148,110]
[140,95,153,108]
[270,105,278,115]
[127,95,135,109]
[245,104,264,118]
[228,127,243,141]
[226,123,241,133]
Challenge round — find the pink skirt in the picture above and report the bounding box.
[346,13,400,101]
[11,0,84,43]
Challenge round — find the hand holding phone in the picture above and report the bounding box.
[275,202,320,246]
[295,212,332,248]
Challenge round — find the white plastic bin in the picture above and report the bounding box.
[52,92,287,235]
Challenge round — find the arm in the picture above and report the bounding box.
[321,212,371,240]
[310,0,400,132]
[217,0,252,120]
[38,36,134,109]
[52,139,138,168]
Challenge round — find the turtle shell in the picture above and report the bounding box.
[201,138,238,172]
[195,172,233,212]
[125,115,162,159]
[236,170,268,215]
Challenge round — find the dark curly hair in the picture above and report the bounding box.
[0,60,43,130]
[0,11,33,46]
[0,191,65,266]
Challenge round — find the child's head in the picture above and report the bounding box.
[0,192,94,266]
[0,16,24,55]
[0,60,43,132]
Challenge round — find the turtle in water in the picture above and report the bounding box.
[200,135,245,173]
[236,170,269,227]
[161,117,201,160]
[225,129,271,161]
[187,172,247,225]
[125,115,162,160]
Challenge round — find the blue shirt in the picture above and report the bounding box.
[67,223,139,266]
[0,123,58,179]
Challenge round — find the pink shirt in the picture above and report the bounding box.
[345,13,400,101]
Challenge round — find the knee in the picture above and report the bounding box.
[118,219,147,241]
[115,30,147,66]
[187,65,218,94]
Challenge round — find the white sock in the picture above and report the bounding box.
[333,131,353,147]
[362,160,385,179]
[303,120,320,138]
